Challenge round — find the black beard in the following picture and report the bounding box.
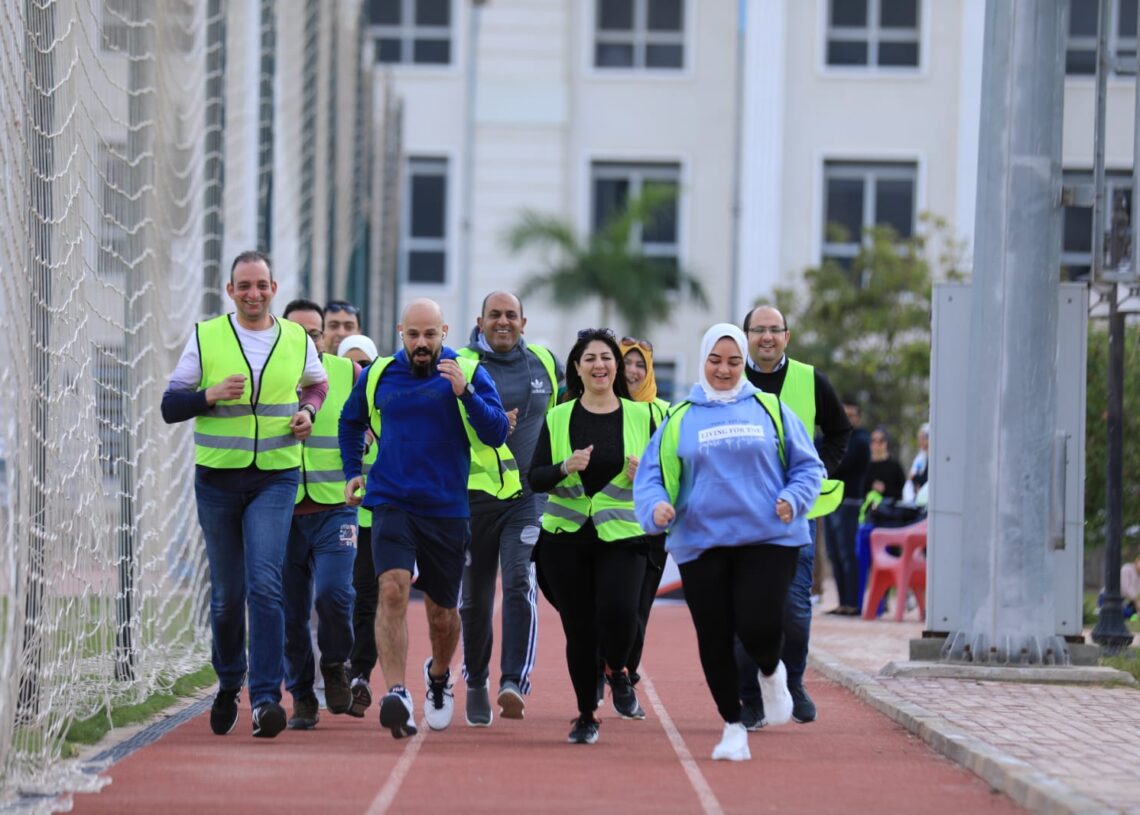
[410,349,437,377]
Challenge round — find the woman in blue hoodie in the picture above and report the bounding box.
[633,323,824,762]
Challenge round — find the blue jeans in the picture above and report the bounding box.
[737,520,815,699]
[283,506,358,699]
[195,468,300,707]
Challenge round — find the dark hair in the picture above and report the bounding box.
[870,426,891,446]
[283,298,324,322]
[741,303,785,334]
[230,250,272,281]
[480,290,524,318]
[841,395,861,411]
[564,329,631,401]
[325,299,360,317]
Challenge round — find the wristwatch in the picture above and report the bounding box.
[461,382,476,399]
[301,404,316,419]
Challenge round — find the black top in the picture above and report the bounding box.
[834,427,871,501]
[529,401,654,546]
[866,458,906,500]
[744,361,852,476]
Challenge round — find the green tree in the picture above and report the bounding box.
[1084,321,1140,554]
[772,216,965,456]
[505,187,707,337]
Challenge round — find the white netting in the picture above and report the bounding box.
[0,0,389,803]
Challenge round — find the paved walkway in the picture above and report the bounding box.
[809,606,1140,814]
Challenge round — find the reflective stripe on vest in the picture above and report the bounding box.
[358,437,378,527]
[194,314,307,470]
[540,399,651,542]
[777,359,844,518]
[456,344,558,499]
[296,353,354,504]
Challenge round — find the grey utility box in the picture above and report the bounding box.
[926,283,1087,638]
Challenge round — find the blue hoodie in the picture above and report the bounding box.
[338,347,509,518]
[633,380,824,565]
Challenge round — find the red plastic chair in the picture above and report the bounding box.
[862,519,928,621]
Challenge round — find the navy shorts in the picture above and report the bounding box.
[370,505,470,609]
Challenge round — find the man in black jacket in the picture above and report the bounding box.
[736,304,851,727]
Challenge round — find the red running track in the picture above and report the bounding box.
[69,598,1023,814]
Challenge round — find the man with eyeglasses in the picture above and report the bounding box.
[456,291,562,726]
[735,304,852,728]
[324,299,361,357]
[278,299,364,731]
[161,252,328,739]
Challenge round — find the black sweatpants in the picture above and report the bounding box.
[678,543,801,723]
[349,524,377,681]
[538,539,647,716]
[627,534,667,682]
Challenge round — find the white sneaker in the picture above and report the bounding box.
[712,722,751,761]
[757,660,793,726]
[423,657,455,731]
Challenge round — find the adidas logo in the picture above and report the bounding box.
[531,378,547,392]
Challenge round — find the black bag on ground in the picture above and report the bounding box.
[868,497,926,528]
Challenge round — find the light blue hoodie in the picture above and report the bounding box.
[633,379,825,566]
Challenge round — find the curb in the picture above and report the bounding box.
[809,648,1119,815]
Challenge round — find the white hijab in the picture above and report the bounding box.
[698,323,749,402]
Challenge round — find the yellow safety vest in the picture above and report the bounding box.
[194,314,307,470]
[456,344,559,499]
[774,359,844,518]
[296,353,354,504]
[540,399,652,542]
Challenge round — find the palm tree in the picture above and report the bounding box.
[505,187,707,337]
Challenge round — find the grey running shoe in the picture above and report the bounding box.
[210,688,240,736]
[288,695,320,730]
[379,685,417,739]
[466,682,493,727]
[567,713,599,744]
[607,671,645,720]
[321,662,352,714]
[348,676,372,718]
[251,702,287,738]
[497,680,525,720]
[790,683,817,723]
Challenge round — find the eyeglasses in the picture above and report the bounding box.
[620,336,653,353]
[577,327,615,340]
[747,325,788,336]
[306,329,324,341]
[325,302,360,316]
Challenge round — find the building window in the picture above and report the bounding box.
[591,161,681,284]
[402,157,448,284]
[1066,0,1138,75]
[595,0,685,70]
[370,0,451,65]
[826,0,921,68]
[1062,170,1133,281]
[822,161,917,269]
[653,359,677,402]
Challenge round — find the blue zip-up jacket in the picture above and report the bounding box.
[338,347,509,518]
[633,380,824,565]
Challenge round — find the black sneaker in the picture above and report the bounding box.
[466,682,493,727]
[379,685,418,739]
[348,676,372,718]
[210,688,240,736]
[567,713,599,744]
[595,675,605,707]
[251,701,287,738]
[790,683,817,723]
[740,700,766,732]
[288,695,320,730]
[321,662,352,714]
[607,671,645,720]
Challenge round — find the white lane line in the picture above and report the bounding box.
[640,673,725,815]
[365,720,427,815]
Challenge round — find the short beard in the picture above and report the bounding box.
[410,349,437,378]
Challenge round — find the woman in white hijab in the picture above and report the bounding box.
[633,324,824,762]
